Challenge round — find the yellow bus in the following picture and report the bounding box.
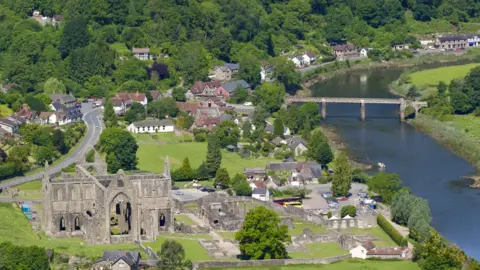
[284,202,303,208]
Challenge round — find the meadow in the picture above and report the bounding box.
[409,63,479,87]
[137,142,275,175]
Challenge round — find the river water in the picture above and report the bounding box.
[310,64,479,259]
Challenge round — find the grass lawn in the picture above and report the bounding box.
[174,180,214,189]
[217,231,237,240]
[290,218,328,236]
[444,114,480,140]
[0,203,142,259]
[109,42,131,56]
[289,242,347,259]
[0,180,43,200]
[134,132,193,142]
[410,63,479,87]
[159,233,212,240]
[174,214,197,225]
[144,236,212,261]
[342,226,397,247]
[203,259,420,270]
[137,142,275,175]
[16,180,42,190]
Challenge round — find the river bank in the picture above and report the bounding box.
[300,49,480,96]
[410,114,480,185]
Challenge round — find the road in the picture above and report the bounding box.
[172,189,209,202]
[0,103,104,189]
[298,49,465,73]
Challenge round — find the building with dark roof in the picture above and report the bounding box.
[221,80,251,94]
[333,43,358,59]
[93,250,141,270]
[438,35,468,50]
[252,187,270,201]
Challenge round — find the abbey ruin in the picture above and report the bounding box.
[41,155,173,244]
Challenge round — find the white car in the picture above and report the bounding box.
[94,124,99,128]
[243,102,253,106]
[174,191,184,195]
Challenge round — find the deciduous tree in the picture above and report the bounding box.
[214,168,230,188]
[104,100,118,128]
[330,153,351,197]
[368,172,402,204]
[99,128,138,172]
[157,240,192,270]
[214,120,240,148]
[124,102,146,124]
[236,206,291,260]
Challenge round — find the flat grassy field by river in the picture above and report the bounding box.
[409,63,479,87]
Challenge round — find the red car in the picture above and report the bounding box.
[337,197,348,201]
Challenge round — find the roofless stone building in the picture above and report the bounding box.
[41,152,173,244]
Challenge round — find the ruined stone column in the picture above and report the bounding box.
[360,100,365,121]
[321,99,327,120]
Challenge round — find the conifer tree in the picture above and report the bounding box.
[205,134,222,176]
[330,153,352,197]
[104,99,118,128]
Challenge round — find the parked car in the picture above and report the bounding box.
[200,187,208,192]
[337,197,348,201]
[196,186,203,190]
[372,195,384,203]
[171,186,180,190]
[206,188,215,193]
[174,191,184,195]
[321,192,333,199]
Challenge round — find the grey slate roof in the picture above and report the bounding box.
[286,136,306,150]
[49,94,75,105]
[220,113,235,122]
[266,162,297,171]
[96,250,141,266]
[439,35,467,42]
[222,80,251,93]
[252,187,268,195]
[271,136,284,145]
[224,63,240,71]
[51,102,63,111]
[133,119,174,128]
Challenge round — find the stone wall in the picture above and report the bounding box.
[193,254,352,269]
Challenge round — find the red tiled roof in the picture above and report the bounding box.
[252,181,266,188]
[190,81,221,94]
[362,241,376,250]
[115,92,146,103]
[194,114,220,128]
[39,112,54,119]
[110,97,124,106]
[177,102,200,114]
[149,90,162,100]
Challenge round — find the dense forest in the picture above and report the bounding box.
[0,0,479,102]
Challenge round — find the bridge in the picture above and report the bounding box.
[284,97,428,121]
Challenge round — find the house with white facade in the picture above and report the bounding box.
[301,52,317,65]
[350,241,411,260]
[252,187,270,201]
[359,48,368,57]
[288,56,302,68]
[0,118,19,133]
[127,119,175,133]
[132,48,150,60]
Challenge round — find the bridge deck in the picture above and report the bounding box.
[285,97,402,104]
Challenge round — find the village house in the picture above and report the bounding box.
[38,112,57,125]
[176,102,200,116]
[110,98,127,115]
[186,81,223,99]
[149,90,163,100]
[127,119,175,133]
[200,97,226,108]
[132,48,150,60]
[301,51,317,65]
[39,107,83,126]
[359,48,371,57]
[16,104,37,123]
[221,80,251,96]
[350,241,410,260]
[243,168,267,181]
[265,123,291,136]
[190,115,220,131]
[0,118,19,134]
[467,34,480,47]
[109,91,148,115]
[1,83,19,93]
[209,63,240,82]
[438,35,468,50]
[333,44,358,59]
[260,60,274,82]
[286,136,308,155]
[92,250,141,270]
[288,56,303,68]
[49,94,76,108]
[52,14,64,25]
[252,187,270,202]
[264,160,321,187]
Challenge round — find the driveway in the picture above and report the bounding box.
[0,103,104,188]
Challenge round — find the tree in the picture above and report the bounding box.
[148,98,179,119]
[299,102,320,132]
[106,152,121,173]
[214,120,240,148]
[214,168,230,188]
[0,242,50,270]
[58,16,90,57]
[235,206,291,260]
[175,157,194,181]
[235,180,253,196]
[43,77,66,94]
[195,162,211,180]
[307,128,333,166]
[330,153,352,197]
[0,148,7,163]
[172,87,187,102]
[406,85,420,100]
[391,188,416,225]
[271,57,301,92]
[175,42,210,85]
[104,100,118,128]
[0,105,13,118]
[205,134,222,176]
[273,118,284,137]
[242,120,252,139]
[254,83,285,113]
[252,106,268,130]
[340,205,357,217]
[407,197,432,240]
[99,128,138,172]
[157,240,192,270]
[368,172,402,204]
[35,145,57,166]
[232,88,249,104]
[124,102,146,124]
[239,54,261,87]
[52,129,68,154]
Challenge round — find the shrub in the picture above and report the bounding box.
[377,214,408,246]
[340,205,357,217]
[195,133,207,142]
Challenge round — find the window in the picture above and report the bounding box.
[162,125,165,130]
[118,262,125,268]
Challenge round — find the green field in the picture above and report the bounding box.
[445,114,480,139]
[109,42,131,56]
[144,236,213,261]
[0,203,142,259]
[137,142,274,175]
[174,214,197,225]
[410,63,479,87]
[134,132,193,142]
[203,259,421,270]
[289,242,347,259]
[290,218,328,236]
[342,227,397,247]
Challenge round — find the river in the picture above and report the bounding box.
[310,64,480,259]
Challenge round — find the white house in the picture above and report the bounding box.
[350,241,411,260]
[252,187,270,201]
[0,118,19,133]
[132,48,150,60]
[359,48,368,57]
[288,56,302,68]
[301,52,317,65]
[38,112,57,125]
[127,119,175,133]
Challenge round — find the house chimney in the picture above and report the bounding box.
[136,90,139,96]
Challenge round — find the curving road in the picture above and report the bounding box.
[0,105,104,189]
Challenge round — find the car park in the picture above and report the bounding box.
[171,186,180,190]
[321,192,333,199]
[174,191,184,195]
[337,196,348,201]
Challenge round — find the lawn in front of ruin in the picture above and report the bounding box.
[0,203,143,259]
